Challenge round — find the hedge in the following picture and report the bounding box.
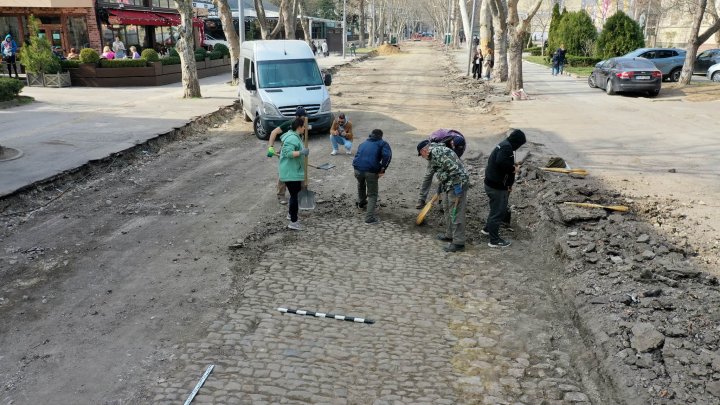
[160,56,181,65]
[61,60,81,69]
[524,46,542,56]
[80,48,100,64]
[99,59,148,68]
[141,49,160,62]
[208,50,223,60]
[212,43,230,57]
[0,78,25,102]
[194,53,207,62]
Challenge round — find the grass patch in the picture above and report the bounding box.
[524,55,595,77]
[354,47,376,54]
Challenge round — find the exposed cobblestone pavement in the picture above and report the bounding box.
[148,199,605,404]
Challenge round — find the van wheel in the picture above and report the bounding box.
[254,116,269,140]
[240,100,251,122]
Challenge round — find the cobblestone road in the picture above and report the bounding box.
[150,213,600,404]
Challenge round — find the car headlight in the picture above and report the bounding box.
[319,98,332,113]
[262,102,282,118]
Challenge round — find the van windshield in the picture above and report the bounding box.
[257,59,323,88]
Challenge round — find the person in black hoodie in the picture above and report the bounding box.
[483,129,526,248]
[352,129,392,224]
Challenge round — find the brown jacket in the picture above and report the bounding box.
[330,118,353,141]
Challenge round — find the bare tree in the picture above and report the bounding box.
[174,0,201,98]
[213,0,240,84]
[254,0,270,38]
[359,0,366,45]
[488,0,508,81]
[298,0,311,41]
[505,0,543,91]
[678,0,708,84]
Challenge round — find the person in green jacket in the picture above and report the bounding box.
[279,117,310,230]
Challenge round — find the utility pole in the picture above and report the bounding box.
[466,0,477,75]
[343,0,347,58]
[238,0,245,42]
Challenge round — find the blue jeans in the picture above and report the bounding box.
[330,135,352,152]
[484,184,509,243]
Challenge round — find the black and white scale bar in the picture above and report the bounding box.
[277,307,375,324]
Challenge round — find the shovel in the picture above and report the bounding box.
[541,167,589,176]
[298,117,316,210]
[416,194,439,225]
[563,202,629,212]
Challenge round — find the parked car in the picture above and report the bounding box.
[623,47,685,82]
[588,57,662,97]
[203,34,230,49]
[707,62,720,82]
[694,48,720,74]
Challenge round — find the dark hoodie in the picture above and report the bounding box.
[352,130,392,174]
[484,129,526,190]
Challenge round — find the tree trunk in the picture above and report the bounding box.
[270,5,285,38]
[214,0,240,85]
[359,0,366,46]
[459,0,471,49]
[480,0,493,53]
[174,0,201,98]
[253,0,269,39]
[298,0,310,42]
[506,0,543,91]
[678,0,708,85]
[489,0,508,82]
[453,2,462,48]
[280,0,296,39]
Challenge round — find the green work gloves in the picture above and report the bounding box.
[267,146,275,157]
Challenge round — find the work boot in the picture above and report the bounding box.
[443,243,465,252]
[436,234,452,242]
[415,200,425,209]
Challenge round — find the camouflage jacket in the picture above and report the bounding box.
[428,143,469,192]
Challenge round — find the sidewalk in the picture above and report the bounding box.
[0,53,363,198]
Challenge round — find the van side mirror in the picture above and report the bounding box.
[245,77,256,91]
[324,73,332,86]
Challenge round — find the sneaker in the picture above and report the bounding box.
[501,224,515,232]
[278,196,287,205]
[488,239,511,248]
[288,221,302,230]
[345,150,352,155]
[286,213,291,220]
[480,228,489,236]
[436,234,452,242]
[330,150,338,155]
[365,218,380,225]
[415,200,426,209]
[444,243,465,252]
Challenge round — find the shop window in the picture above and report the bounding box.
[98,0,145,6]
[66,16,90,50]
[152,0,174,8]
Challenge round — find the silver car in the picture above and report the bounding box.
[708,62,720,82]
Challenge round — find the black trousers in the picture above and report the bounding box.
[472,62,482,79]
[285,181,302,222]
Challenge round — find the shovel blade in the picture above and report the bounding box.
[299,189,316,210]
[316,163,335,170]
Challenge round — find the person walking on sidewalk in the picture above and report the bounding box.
[552,44,567,76]
[352,129,392,225]
[483,46,494,80]
[329,113,354,155]
[266,106,308,204]
[417,140,469,253]
[279,118,310,230]
[2,34,19,79]
[416,129,466,209]
[483,129,526,248]
[472,47,483,80]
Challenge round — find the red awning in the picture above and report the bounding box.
[155,12,204,28]
[107,9,167,26]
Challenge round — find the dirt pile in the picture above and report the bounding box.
[510,153,720,404]
[376,44,401,55]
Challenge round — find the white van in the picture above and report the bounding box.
[238,40,333,140]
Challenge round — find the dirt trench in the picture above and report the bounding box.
[0,41,716,404]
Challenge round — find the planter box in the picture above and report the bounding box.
[26,72,44,87]
[43,72,72,87]
[68,59,230,87]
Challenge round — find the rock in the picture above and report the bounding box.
[636,353,655,368]
[668,168,677,173]
[641,250,656,260]
[584,243,596,253]
[631,323,665,352]
[637,234,650,243]
[706,381,720,397]
[610,255,623,264]
[563,392,589,402]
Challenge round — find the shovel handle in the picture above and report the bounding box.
[563,202,629,212]
[303,117,309,189]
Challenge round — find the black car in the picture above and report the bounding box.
[694,48,720,74]
[588,57,662,97]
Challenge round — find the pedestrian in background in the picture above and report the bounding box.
[329,113,354,155]
[352,129,392,225]
[553,44,566,76]
[279,117,310,230]
[2,34,19,79]
[101,46,115,60]
[129,46,141,59]
[321,41,328,57]
[483,129,526,248]
[416,129,466,209]
[66,48,80,60]
[267,106,308,204]
[483,46,494,80]
[112,36,126,59]
[472,47,483,79]
[417,139,469,253]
